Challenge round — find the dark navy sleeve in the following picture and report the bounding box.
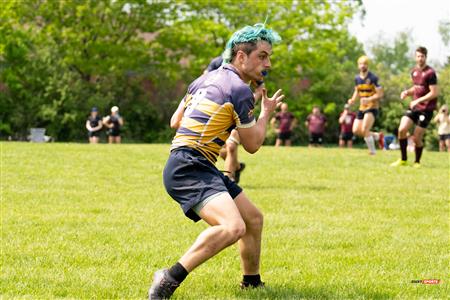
[371,73,381,87]
[231,85,256,128]
[207,56,223,72]
[427,70,437,85]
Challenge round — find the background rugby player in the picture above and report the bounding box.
[391,46,439,167]
[348,55,384,155]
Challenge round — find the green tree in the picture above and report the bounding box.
[1,0,364,143]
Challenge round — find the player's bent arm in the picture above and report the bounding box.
[290,118,297,130]
[86,121,92,131]
[433,113,440,123]
[94,122,103,131]
[270,117,276,128]
[416,85,439,103]
[170,100,186,129]
[372,86,384,101]
[237,114,271,154]
[401,86,415,99]
[338,114,345,124]
[348,88,358,104]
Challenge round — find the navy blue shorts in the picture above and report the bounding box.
[356,108,379,120]
[340,132,353,141]
[163,147,243,222]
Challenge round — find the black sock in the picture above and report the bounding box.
[399,138,407,161]
[415,146,423,163]
[168,262,189,283]
[243,274,261,286]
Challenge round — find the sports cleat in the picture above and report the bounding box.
[413,162,421,168]
[390,159,407,167]
[234,162,246,184]
[378,132,385,149]
[240,281,265,289]
[148,269,180,300]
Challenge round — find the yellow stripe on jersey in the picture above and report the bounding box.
[357,84,379,110]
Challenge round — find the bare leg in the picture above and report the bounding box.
[352,119,363,137]
[116,136,121,144]
[398,116,413,139]
[108,136,113,144]
[178,193,246,272]
[234,192,263,275]
[339,139,344,148]
[445,139,450,152]
[413,126,425,147]
[285,139,292,147]
[347,140,353,148]
[275,138,282,147]
[439,140,445,152]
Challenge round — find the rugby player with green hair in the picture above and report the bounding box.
[149,23,284,299]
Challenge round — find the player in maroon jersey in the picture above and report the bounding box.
[305,106,327,147]
[271,103,297,146]
[391,47,439,167]
[338,104,356,148]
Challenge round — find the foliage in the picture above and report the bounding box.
[1,0,363,142]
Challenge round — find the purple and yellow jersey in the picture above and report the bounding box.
[171,64,256,164]
[354,71,381,111]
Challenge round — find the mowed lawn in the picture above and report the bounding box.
[1,142,448,299]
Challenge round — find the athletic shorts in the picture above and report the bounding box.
[439,134,450,141]
[277,131,292,141]
[163,147,242,222]
[88,131,100,138]
[356,109,379,120]
[340,132,353,141]
[309,133,323,144]
[108,129,121,137]
[405,109,433,128]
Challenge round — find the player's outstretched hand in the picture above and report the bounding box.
[347,98,354,105]
[400,90,409,100]
[261,88,285,115]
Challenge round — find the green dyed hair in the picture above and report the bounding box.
[222,23,281,63]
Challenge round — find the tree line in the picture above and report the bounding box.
[1,0,448,149]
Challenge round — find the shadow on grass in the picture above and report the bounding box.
[233,284,395,299]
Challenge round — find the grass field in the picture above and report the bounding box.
[1,143,448,299]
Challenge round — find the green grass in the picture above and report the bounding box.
[1,143,448,299]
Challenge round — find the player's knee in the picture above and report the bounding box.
[398,127,408,137]
[247,209,264,231]
[225,220,246,242]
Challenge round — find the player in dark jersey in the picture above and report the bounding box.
[85,107,103,143]
[348,55,384,155]
[339,104,356,148]
[391,46,439,167]
[103,106,124,144]
[271,103,297,146]
[203,55,259,183]
[148,24,284,300]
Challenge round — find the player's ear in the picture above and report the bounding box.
[236,50,246,64]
